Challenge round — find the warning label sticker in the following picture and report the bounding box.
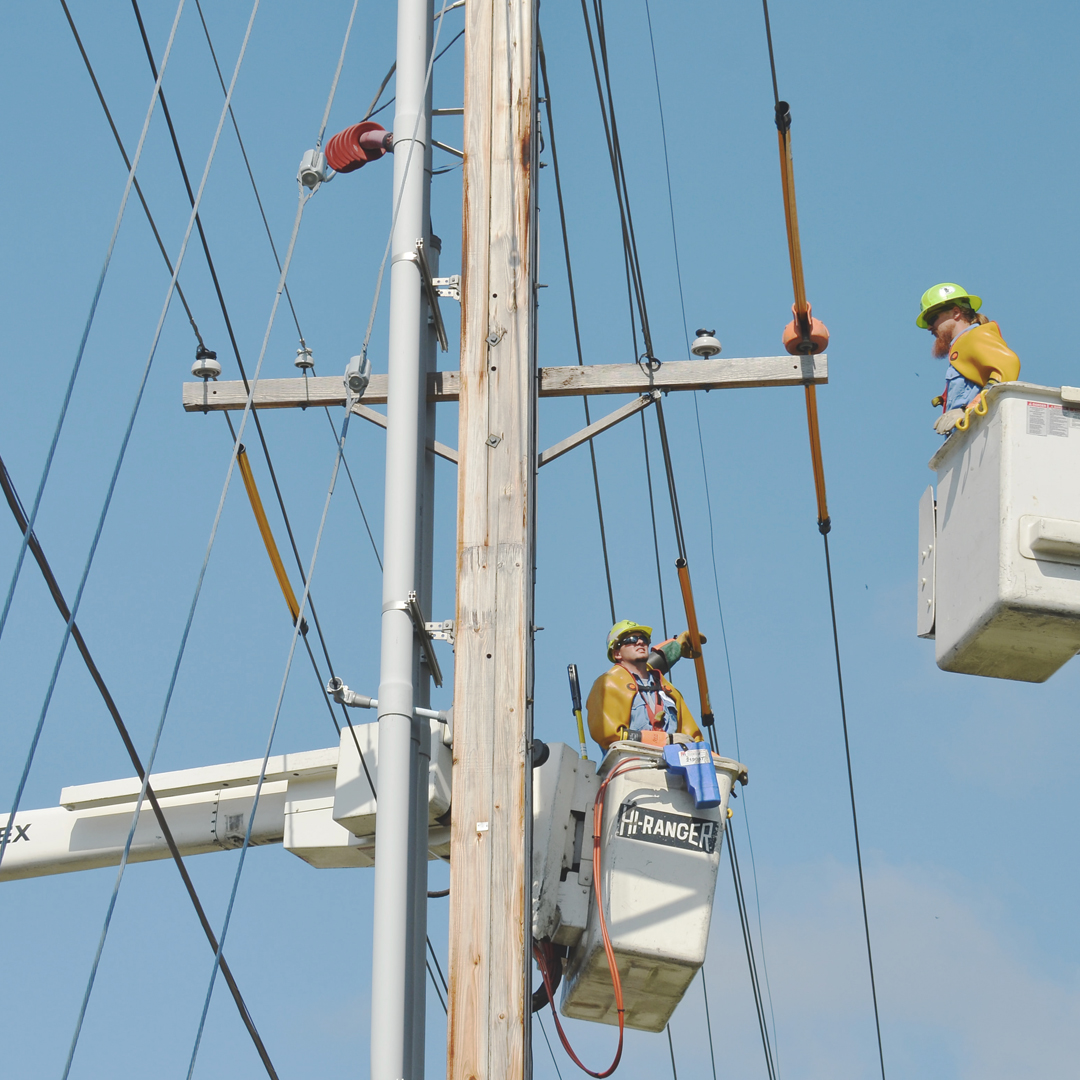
[616,801,719,854]
[1027,401,1080,437]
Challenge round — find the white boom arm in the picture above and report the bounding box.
[0,720,453,882]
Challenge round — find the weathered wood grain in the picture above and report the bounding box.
[447,2,535,1079]
[181,354,827,412]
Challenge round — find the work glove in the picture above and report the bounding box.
[934,409,965,435]
[676,629,707,658]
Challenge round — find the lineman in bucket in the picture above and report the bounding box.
[586,620,706,751]
[918,282,1021,435]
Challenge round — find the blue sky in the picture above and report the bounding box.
[2,1,1079,1078]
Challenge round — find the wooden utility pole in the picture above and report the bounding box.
[447,0,538,1077]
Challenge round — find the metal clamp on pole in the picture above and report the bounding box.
[415,238,449,352]
[326,677,451,726]
[383,593,447,687]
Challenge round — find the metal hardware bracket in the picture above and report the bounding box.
[387,590,447,687]
[425,619,455,646]
[415,238,449,352]
[432,274,461,302]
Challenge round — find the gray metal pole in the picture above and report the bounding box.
[371,0,433,1077]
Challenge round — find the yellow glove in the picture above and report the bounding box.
[676,629,707,659]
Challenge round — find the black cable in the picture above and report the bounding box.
[427,936,449,996]
[761,0,781,107]
[326,410,383,570]
[131,0,354,742]
[700,970,718,1080]
[0,453,280,1080]
[665,1024,679,1080]
[728,826,778,1080]
[579,0,656,361]
[427,960,447,1014]
[536,1012,565,1080]
[824,533,886,1080]
[427,887,450,898]
[192,0,304,341]
[639,412,668,638]
[59,0,206,348]
[537,32,617,624]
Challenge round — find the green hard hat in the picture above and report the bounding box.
[917,282,982,329]
[607,619,653,662]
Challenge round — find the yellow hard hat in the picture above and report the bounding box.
[607,619,653,661]
[916,282,982,329]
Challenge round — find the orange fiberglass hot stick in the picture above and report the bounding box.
[652,400,714,732]
[236,444,307,632]
[774,100,831,534]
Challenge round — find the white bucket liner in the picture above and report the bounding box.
[925,382,1080,681]
[559,741,746,1033]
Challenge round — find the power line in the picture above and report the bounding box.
[640,0,781,1056]
[537,29,617,625]
[665,1024,679,1080]
[0,452,279,1080]
[60,0,207,348]
[0,0,182,674]
[728,825,778,1080]
[57,10,264,1073]
[536,1012,565,1080]
[133,0,360,742]
[756,4,886,1074]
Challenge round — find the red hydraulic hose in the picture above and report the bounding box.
[534,759,656,1077]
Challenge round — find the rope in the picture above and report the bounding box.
[185,404,353,1080]
[0,453,279,1079]
[0,0,183,662]
[537,32,616,624]
[55,11,263,1073]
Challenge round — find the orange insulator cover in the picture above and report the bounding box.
[325,121,391,174]
[782,303,829,355]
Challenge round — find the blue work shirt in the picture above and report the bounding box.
[626,670,679,734]
[941,323,982,411]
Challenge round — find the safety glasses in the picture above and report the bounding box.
[618,633,650,647]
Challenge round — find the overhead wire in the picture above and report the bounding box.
[60,0,207,349]
[665,1024,679,1080]
[537,31,616,624]
[728,825,778,1080]
[536,1012,566,1080]
[641,0,780,1059]
[181,10,455,1067]
[758,4,886,1076]
[186,395,355,1080]
[0,0,183,679]
[57,8,264,1073]
[0,452,279,1080]
[136,0,364,744]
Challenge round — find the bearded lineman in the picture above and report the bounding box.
[918,282,1021,436]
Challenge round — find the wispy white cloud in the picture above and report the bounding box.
[537,857,1080,1080]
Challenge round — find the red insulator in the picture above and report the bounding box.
[782,302,830,355]
[325,122,393,174]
